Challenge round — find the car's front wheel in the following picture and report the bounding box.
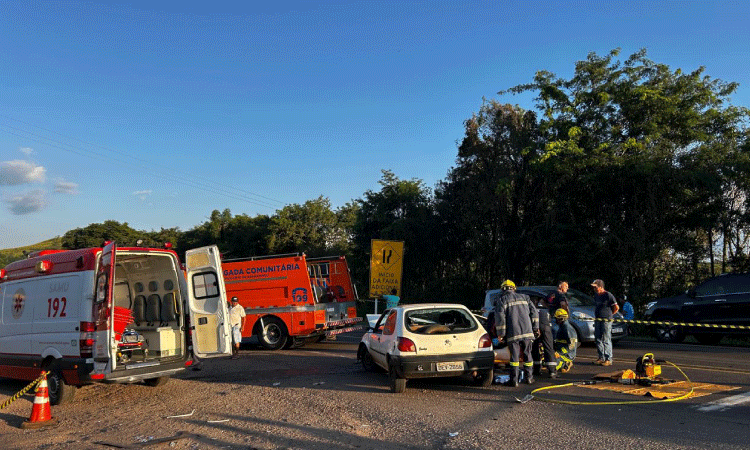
[653,316,685,343]
[359,345,377,372]
[389,362,406,393]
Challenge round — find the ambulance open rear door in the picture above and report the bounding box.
[185,245,232,358]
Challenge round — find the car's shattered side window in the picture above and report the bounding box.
[405,308,477,334]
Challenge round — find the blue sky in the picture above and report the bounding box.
[1,1,749,248]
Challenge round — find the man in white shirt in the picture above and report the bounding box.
[229,296,246,359]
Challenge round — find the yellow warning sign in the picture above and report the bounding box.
[370,240,404,298]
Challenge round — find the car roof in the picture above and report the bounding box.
[398,303,471,311]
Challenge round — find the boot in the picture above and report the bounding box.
[524,368,535,384]
[504,367,519,387]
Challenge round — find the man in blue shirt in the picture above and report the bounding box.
[592,279,618,366]
[622,296,635,320]
[382,289,400,309]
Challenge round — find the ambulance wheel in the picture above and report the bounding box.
[258,317,288,350]
[144,376,170,387]
[474,368,494,387]
[45,361,76,405]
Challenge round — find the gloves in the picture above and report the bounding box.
[533,329,540,339]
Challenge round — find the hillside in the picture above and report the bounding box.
[0,237,63,268]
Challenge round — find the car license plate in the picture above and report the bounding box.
[436,361,464,372]
[613,327,623,333]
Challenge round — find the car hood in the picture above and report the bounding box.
[653,293,690,308]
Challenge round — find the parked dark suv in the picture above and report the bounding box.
[644,272,750,345]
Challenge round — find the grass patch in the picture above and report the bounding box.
[0,237,63,268]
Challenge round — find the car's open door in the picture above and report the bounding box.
[185,245,232,358]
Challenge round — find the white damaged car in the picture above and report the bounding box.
[357,304,495,393]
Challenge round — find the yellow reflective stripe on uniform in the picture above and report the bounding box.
[523,362,534,367]
[508,333,536,341]
[509,362,520,367]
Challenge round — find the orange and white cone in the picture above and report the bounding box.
[20,373,59,429]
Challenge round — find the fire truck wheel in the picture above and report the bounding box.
[258,317,288,350]
[44,360,76,405]
[143,376,170,387]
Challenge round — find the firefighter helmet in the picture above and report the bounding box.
[501,279,516,290]
[554,308,568,320]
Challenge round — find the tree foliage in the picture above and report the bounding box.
[10,49,750,311]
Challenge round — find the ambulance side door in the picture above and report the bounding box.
[93,241,116,369]
[185,246,232,358]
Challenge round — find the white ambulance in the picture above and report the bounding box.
[0,243,232,404]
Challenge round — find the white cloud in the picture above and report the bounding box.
[0,160,46,185]
[54,180,79,194]
[20,147,34,156]
[5,189,47,215]
[132,190,152,201]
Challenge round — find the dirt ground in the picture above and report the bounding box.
[3,337,750,450]
[1,340,501,450]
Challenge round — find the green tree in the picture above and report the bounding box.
[503,48,750,303]
[268,196,350,257]
[61,221,144,249]
[436,102,547,291]
[352,170,437,300]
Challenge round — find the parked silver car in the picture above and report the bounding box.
[482,286,627,343]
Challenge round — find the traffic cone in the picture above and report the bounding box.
[20,372,59,429]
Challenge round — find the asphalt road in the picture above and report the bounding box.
[1,332,749,449]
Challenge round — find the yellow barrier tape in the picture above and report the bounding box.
[0,371,47,410]
[579,317,750,330]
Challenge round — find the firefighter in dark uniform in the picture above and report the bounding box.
[553,308,577,373]
[532,297,558,378]
[493,279,539,387]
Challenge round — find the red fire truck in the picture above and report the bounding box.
[222,254,362,350]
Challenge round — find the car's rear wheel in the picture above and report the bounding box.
[389,362,406,393]
[474,368,494,387]
[695,333,723,345]
[653,316,685,343]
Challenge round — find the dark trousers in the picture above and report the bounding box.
[532,324,556,375]
[508,339,534,382]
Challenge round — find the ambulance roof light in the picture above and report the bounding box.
[36,260,53,273]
